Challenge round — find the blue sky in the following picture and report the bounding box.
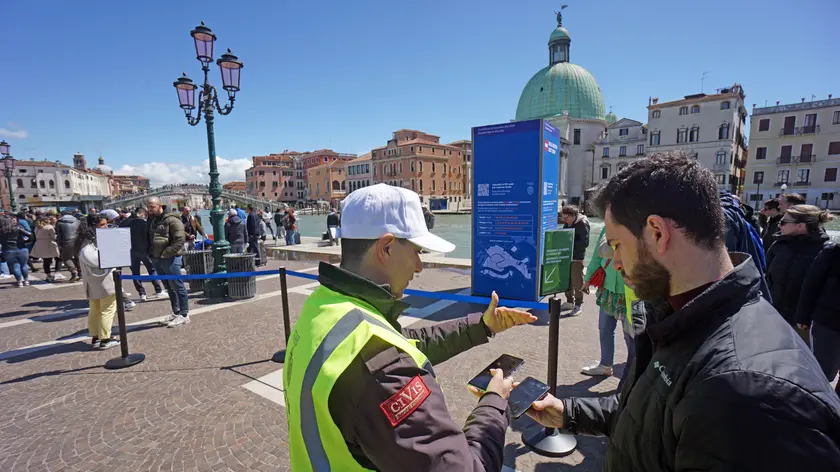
[2,0,838,185]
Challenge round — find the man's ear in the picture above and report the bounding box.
[645,215,671,255]
[374,234,396,265]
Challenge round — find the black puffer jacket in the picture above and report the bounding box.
[224,215,247,249]
[796,243,840,332]
[563,214,590,261]
[562,254,840,471]
[119,216,150,254]
[761,215,781,253]
[55,214,80,259]
[766,230,830,324]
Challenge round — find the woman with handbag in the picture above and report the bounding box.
[581,226,636,378]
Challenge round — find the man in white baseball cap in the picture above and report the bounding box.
[284,183,537,471]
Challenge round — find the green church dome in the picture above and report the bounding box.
[605,111,617,124]
[515,12,606,122]
[515,62,606,121]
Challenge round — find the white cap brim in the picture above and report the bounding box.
[408,232,456,254]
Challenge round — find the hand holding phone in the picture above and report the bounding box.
[468,368,514,400]
[468,354,524,391]
[508,377,550,419]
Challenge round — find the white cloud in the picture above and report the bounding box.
[116,156,251,188]
[0,128,29,139]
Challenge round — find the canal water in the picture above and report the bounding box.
[198,210,840,262]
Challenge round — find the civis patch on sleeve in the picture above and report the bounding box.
[379,375,431,427]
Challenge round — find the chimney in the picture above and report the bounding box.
[830,94,833,100]
[648,97,652,106]
[652,97,659,105]
[801,98,806,103]
[776,101,780,106]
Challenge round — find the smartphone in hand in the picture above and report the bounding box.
[508,376,550,418]
[468,354,524,391]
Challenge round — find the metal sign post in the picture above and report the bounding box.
[271,267,292,363]
[105,271,146,370]
[523,297,577,456]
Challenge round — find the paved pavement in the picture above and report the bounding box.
[0,260,626,471]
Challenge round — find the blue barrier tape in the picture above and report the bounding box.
[123,268,550,310]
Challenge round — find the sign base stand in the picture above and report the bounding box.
[271,350,287,363]
[523,427,577,457]
[105,353,145,370]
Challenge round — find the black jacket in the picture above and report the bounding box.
[720,191,770,301]
[225,216,247,248]
[55,215,81,259]
[326,212,340,227]
[119,216,150,254]
[796,243,840,331]
[246,212,260,239]
[766,231,830,324]
[762,215,782,253]
[562,254,840,471]
[563,214,590,261]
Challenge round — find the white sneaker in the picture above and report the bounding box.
[99,339,121,350]
[124,300,137,311]
[167,315,190,328]
[0,274,13,279]
[159,314,178,325]
[560,302,575,310]
[581,364,613,376]
[569,305,582,316]
[140,294,148,302]
[151,290,168,299]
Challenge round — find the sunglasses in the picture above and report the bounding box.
[779,220,798,227]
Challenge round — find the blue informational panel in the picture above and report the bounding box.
[471,119,559,302]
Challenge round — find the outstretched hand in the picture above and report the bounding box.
[520,388,566,429]
[482,291,538,334]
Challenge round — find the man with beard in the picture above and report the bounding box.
[523,152,840,471]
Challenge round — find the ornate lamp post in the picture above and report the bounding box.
[173,22,244,298]
[0,140,18,214]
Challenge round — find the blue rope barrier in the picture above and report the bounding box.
[123,268,550,310]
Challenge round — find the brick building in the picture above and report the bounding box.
[222,181,246,192]
[307,160,346,206]
[110,174,151,196]
[245,154,296,203]
[345,153,372,194]
[370,129,468,210]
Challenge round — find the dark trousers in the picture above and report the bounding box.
[153,256,189,316]
[811,323,840,394]
[247,236,261,265]
[43,257,61,274]
[61,255,80,276]
[130,252,163,296]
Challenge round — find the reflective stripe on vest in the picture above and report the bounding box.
[285,286,434,472]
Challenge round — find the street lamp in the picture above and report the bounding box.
[1,140,18,214]
[173,21,244,299]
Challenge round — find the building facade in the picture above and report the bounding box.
[307,160,346,205]
[223,181,246,192]
[0,157,112,211]
[592,118,647,185]
[370,129,468,211]
[514,12,608,205]
[345,153,372,194]
[646,85,749,194]
[448,139,473,208]
[245,154,297,203]
[110,174,150,196]
[745,96,840,209]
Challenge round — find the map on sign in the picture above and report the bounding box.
[480,245,532,280]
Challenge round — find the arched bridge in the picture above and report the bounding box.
[103,184,287,211]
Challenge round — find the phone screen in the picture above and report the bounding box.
[508,376,550,419]
[467,354,524,391]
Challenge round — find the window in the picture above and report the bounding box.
[691,105,700,114]
[431,162,436,173]
[718,123,730,140]
[652,110,661,118]
[833,111,840,125]
[830,142,840,155]
[431,148,435,154]
[721,101,731,110]
[679,107,688,115]
[780,145,793,163]
[619,146,627,157]
[755,147,767,160]
[443,163,447,174]
[758,119,770,131]
[411,179,415,190]
[650,132,660,146]
[716,151,727,165]
[824,168,837,182]
[432,180,436,191]
[689,126,699,142]
[619,128,629,136]
[777,170,790,184]
[48,180,54,188]
[573,129,580,145]
[677,128,688,144]
[797,168,810,183]
[600,166,609,179]
[16,178,23,188]
[410,160,415,172]
[419,179,423,192]
[39,181,45,188]
[602,147,609,157]
[715,174,726,185]
[419,161,423,172]
[637,144,644,155]
[399,162,402,173]
[753,171,764,184]
[803,113,817,133]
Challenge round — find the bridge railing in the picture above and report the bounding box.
[103,184,286,210]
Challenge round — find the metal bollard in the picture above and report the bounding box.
[522,297,577,456]
[271,267,293,363]
[105,271,146,370]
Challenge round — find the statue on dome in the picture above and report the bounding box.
[555,5,568,27]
